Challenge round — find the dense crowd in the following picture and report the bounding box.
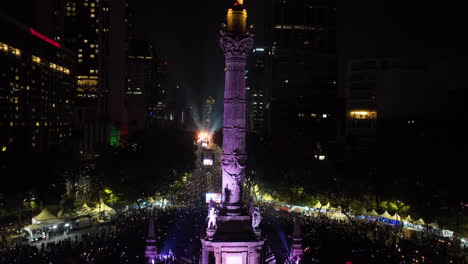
[261,205,468,264]
[0,205,466,264]
[0,209,184,264]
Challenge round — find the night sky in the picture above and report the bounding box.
[133,0,265,115]
[131,1,468,116]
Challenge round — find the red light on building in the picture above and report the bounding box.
[29,28,61,48]
[346,261,352,264]
[164,61,168,65]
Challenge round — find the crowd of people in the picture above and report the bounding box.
[0,204,466,264]
[0,210,182,264]
[261,205,468,264]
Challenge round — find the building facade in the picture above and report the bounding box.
[246,48,266,136]
[263,0,339,159]
[126,39,161,133]
[0,13,75,153]
[61,0,128,151]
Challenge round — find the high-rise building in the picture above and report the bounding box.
[61,0,128,151]
[63,0,101,99]
[152,60,171,125]
[345,57,430,150]
[126,39,159,134]
[263,0,339,158]
[246,47,266,136]
[0,12,75,153]
[104,0,128,146]
[345,58,379,149]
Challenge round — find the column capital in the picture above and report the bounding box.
[219,31,254,59]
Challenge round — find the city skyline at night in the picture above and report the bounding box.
[0,1,466,263]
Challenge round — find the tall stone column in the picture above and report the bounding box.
[200,3,264,263]
[219,16,254,216]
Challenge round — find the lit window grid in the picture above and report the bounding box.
[1,53,74,152]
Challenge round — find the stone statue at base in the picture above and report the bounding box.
[252,207,261,229]
[207,207,218,230]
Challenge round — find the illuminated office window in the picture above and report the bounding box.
[349,110,377,120]
[32,55,41,63]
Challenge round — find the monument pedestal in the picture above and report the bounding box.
[201,216,264,264]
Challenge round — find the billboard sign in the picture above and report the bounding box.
[206,193,222,203]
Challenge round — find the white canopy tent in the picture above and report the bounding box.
[380,210,393,219]
[23,224,41,232]
[32,208,57,224]
[368,209,379,216]
[404,215,413,222]
[312,201,322,209]
[368,209,379,217]
[78,203,92,215]
[394,213,402,221]
[91,200,116,215]
[415,218,425,225]
[358,207,367,215]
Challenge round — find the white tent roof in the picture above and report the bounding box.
[358,207,367,215]
[404,215,413,222]
[380,210,393,219]
[312,201,322,208]
[32,208,57,222]
[322,202,331,209]
[80,203,92,213]
[368,209,379,216]
[415,218,425,225]
[394,213,402,221]
[92,200,115,213]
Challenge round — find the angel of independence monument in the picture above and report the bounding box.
[200,1,264,264]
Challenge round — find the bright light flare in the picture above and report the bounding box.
[197,131,211,142]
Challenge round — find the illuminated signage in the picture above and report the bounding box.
[203,158,213,166]
[205,193,222,203]
[29,28,61,48]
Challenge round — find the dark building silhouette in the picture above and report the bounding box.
[0,12,74,153]
[263,0,340,159]
[246,48,267,136]
[59,0,128,151]
[126,39,168,133]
